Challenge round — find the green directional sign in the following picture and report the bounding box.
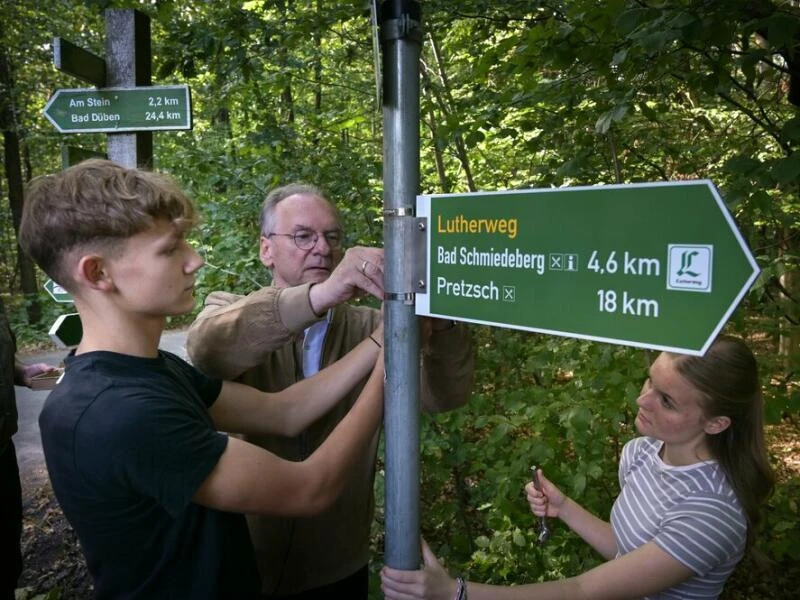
[416,181,760,356]
[49,313,82,348]
[43,85,192,133]
[44,278,74,303]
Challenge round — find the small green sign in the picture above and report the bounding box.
[416,181,760,356]
[43,85,192,133]
[49,313,82,348]
[44,279,73,303]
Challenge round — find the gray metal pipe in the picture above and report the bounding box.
[380,0,422,571]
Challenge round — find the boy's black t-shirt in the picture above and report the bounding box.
[39,349,260,599]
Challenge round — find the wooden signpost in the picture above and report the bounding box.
[43,8,194,349]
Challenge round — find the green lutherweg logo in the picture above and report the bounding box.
[677,251,700,277]
[667,245,712,292]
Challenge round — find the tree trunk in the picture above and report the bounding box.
[421,76,451,193]
[313,0,322,114]
[777,238,800,374]
[426,29,476,191]
[0,22,41,324]
[278,0,295,124]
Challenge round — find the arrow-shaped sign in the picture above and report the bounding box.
[416,180,760,355]
[44,278,73,303]
[43,85,192,133]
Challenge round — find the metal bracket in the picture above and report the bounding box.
[383,207,415,217]
[379,0,422,43]
[379,213,427,305]
[414,216,427,294]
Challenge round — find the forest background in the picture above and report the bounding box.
[1,0,799,598]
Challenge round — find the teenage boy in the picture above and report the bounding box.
[18,159,385,600]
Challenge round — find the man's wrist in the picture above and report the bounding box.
[308,282,327,317]
[280,283,325,328]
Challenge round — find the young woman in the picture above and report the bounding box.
[381,335,775,600]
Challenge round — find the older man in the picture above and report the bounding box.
[187,183,474,599]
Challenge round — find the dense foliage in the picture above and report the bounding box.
[1,1,798,598]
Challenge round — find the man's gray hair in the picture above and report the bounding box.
[260,183,339,235]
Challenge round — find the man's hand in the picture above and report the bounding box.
[309,246,384,315]
[16,362,60,388]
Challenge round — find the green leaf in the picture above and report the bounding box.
[465,130,486,147]
[724,155,762,176]
[637,101,658,121]
[669,11,698,30]
[615,8,653,35]
[572,472,587,496]
[763,14,800,48]
[595,111,614,134]
[595,103,629,134]
[638,30,671,53]
[771,156,800,184]
[773,521,797,533]
[781,117,800,144]
[512,529,527,547]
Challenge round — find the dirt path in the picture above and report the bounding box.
[18,475,92,599]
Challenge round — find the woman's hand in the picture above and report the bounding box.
[381,538,456,600]
[526,468,567,518]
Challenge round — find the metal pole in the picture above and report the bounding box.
[105,9,152,168]
[379,0,422,570]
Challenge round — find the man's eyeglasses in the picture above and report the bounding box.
[267,229,343,250]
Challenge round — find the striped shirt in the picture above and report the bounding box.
[610,436,747,599]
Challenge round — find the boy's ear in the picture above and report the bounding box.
[704,415,731,435]
[77,255,114,290]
